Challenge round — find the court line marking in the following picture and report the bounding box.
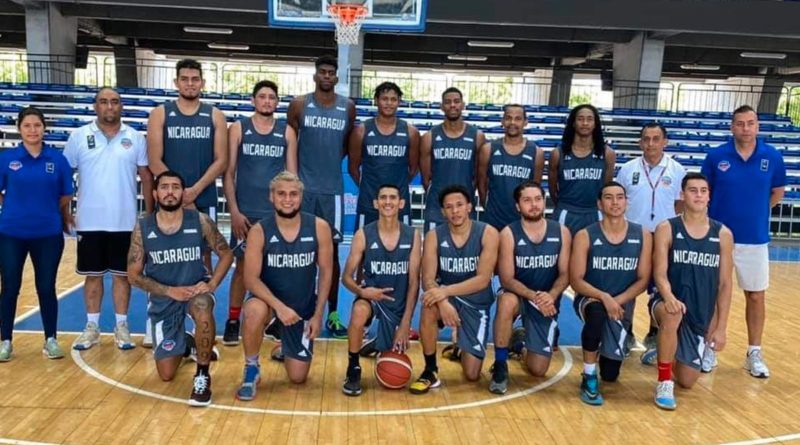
[71,346,573,417]
[718,433,800,445]
[0,439,60,445]
[13,282,84,325]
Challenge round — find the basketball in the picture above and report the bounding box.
[374,351,413,389]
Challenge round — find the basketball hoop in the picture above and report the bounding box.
[328,2,367,45]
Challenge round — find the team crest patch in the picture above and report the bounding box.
[761,159,769,171]
[661,176,672,186]
[8,160,21,171]
[87,134,96,149]
[46,162,55,173]
[632,172,640,185]
[121,138,133,149]
[161,339,176,351]
[717,160,730,172]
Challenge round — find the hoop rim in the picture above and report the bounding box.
[327,3,368,24]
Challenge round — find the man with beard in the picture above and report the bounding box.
[409,185,499,395]
[287,55,356,339]
[490,181,570,394]
[340,184,421,396]
[569,181,651,406]
[221,80,298,346]
[235,171,333,400]
[66,87,153,352]
[127,171,233,407]
[420,87,486,231]
[477,104,544,230]
[348,82,420,228]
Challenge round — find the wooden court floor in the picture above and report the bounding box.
[1,239,799,445]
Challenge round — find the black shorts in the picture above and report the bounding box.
[77,231,132,276]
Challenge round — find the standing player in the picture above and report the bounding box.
[127,171,233,407]
[649,172,733,410]
[701,105,786,378]
[409,185,499,394]
[569,182,651,406]
[420,87,486,231]
[348,82,420,227]
[491,181,570,394]
[221,80,298,346]
[548,104,616,234]
[616,123,685,360]
[236,172,333,399]
[477,104,544,230]
[287,55,356,338]
[65,87,153,351]
[340,184,421,396]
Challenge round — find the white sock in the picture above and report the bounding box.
[115,313,127,325]
[583,363,597,375]
[747,345,761,355]
[87,313,100,326]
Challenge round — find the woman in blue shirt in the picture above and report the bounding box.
[0,107,74,361]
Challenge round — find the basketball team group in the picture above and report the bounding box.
[0,55,787,412]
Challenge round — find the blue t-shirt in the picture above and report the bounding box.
[700,139,786,245]
[0,144,74,239]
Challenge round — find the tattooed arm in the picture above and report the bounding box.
[200,213,234,292]
[127,221,194,301]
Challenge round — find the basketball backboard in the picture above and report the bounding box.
[267,0,427,33]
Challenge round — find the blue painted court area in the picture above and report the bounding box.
[14,244,584,346]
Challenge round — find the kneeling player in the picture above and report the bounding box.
[341,184,422,396]
[236,172,333,400]
[570,181,651,406]
[127,171,234,407]
[649,173,733,410]
[491,181,571,394]
[410,185,499,394]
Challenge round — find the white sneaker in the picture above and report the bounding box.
[701,345,717,373]
[73,322,101,351]
[114,322,136,350]
[654,380,676,410]
[744,349,770,378]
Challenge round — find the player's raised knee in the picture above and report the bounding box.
[191,292,215,313]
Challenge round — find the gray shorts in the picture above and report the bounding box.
[518,297,559,358]
[648,297,706,371]
[229,216,261,259]
[148,293,216,360]
[359,298,404,353]
[574,295,631,361]
[302,191,343,243]
[278,319,314,362]
[452,297,491,360]
[552,206,601,235]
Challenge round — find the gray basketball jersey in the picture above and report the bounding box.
[435,220,494,307]
[363,221,415,314]
[140,209,206,308]
[259,212,318,319]
[510,219,562,292]
[484,139,538,229]
[667,216,722,333]
[584,222,643,299]
[358,118,412,215]
[557,148,606,211]
[163,101,217,208]
[425,124,479,217]
[297,94,351,194]
[236,118,288,220]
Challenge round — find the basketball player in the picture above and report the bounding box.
[221,80,298,346]
[348,82,420,228]
[570,181,651,406]
[649,172,733,410]
[410,185,499,394]
[65,87,153,351]
[236,172,333,400]
[287,55,356,338]
[340,184,421,396]
[490,181,570,394]
[420,87,486,231]
[477,104,544,230]
[127,171,233,407]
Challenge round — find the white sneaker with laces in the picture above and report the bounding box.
[73,322,101,351]
[114,321,136,350]
[744,349,770,378]
[701,345,717,373]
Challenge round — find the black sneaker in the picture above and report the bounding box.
[189,373,212,407]
[264,316,281,341]
[342,366,363,396]
[358,337,378,358]
[222,319,241,346]
[489,360,509,394]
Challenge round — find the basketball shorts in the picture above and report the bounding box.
[648,296,707,370]
[302,191,343,244]
[518,297,559,358]
[451,297,491,360]
[552,206,602,235]
[76,231,131,276]
[229,216,261,259]
[149,293,216,360]
[277,319,314,362]
[357,298,405,352]
[733,243,769,292]
[574,295,631,361]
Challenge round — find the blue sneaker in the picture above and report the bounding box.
[654,380,676,410]
[236,364,261,401]
[641,347,657,366]
[326,311,348,339]
[580,373,604,406]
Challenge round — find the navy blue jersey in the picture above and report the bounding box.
[583,221,643,297]
[297,94,351,194]
[236,118,288,219]
[425,124,478,219]
[435,220,494,307]
[484,139,538,229]
[357,118,412,215]
[363,221,415,314]
[557,148,606,211]
[163,101,217,209]
[509,219,562,291]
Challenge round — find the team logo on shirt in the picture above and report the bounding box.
[632,172,640,185]
[121,138,133,149]
[761,159,769,172]
[8,161,21,171]
[46,162,55,174]
[87,135,96,149]
[661,176,672,186]
[717,160,730,172]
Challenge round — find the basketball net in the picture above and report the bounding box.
[328,3,367,45]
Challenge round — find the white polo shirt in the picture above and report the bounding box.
[616,153,686,232]
[63,121,148,232]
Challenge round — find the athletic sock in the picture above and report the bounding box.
[424,352,438,374]
[583,362,597,376]
[245,354,259,367]
[115,313,127,325]
[196,363,210,376]
[657,361,672,382]
[495,347,509,364]
[348,351,360,370]
[229,307,242,321]
[747,345,761,356]
[87,313,100,326]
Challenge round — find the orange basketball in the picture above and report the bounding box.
[374,351,413,389]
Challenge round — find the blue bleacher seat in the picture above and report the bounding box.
[410,101,428,109]
[122,110,148,118]
[354,98,371,106]
[485,105,502,112]
[216,103,236,111]
[466,104,483,111]
[65,108,91,115]
[236,104,255,112]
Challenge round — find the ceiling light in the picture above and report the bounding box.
[467,40,514,49]
[448,54,488,62]
[680,64,720,71]
[740,52,787,60]
[208,43,249,51]
[184,26,233,35]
